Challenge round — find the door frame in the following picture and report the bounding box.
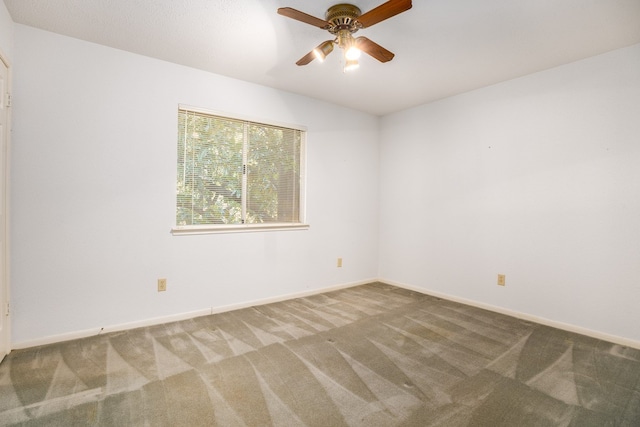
[0,49,11,362]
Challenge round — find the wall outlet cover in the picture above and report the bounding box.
[497,274,506,286]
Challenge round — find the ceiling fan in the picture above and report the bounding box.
[278,0,412,72]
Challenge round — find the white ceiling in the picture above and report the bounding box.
[4,0,640,116]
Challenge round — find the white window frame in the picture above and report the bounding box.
[172,105,308,235]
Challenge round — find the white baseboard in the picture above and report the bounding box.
[382,278,640,350]
[20,276,636,352]
[12,308,212,350]
[208,278,375,315]
[11,278,376,350]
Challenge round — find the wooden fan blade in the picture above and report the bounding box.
[296,50,316,66]
[357,0,412,28]
[356,37,395,62]
[277,7,330,29]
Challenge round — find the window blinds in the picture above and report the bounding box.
[177,108,303,227]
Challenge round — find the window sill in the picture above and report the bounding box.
[171,223,310,235]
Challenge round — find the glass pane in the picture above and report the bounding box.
[246,124,300,223]
[177,111,244,225]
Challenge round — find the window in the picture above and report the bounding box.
[172,106,307,234]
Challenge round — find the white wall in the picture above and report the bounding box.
[379,44,640,342]
[10,25,380,346]
[0,1,13,61]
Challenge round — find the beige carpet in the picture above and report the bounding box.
[1,282,639,426]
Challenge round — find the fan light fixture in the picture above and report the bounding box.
[314,30,362,71]
[278,1,412,71]
[313,41,334,62]
[344,59,360,72]
[337,30,361,72]
[345,45,361,61]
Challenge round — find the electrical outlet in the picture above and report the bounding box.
[497,274,506,286]
[158,278,167,292]
[337,258,343,268]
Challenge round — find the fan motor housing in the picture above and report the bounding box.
[326,4,362,33]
